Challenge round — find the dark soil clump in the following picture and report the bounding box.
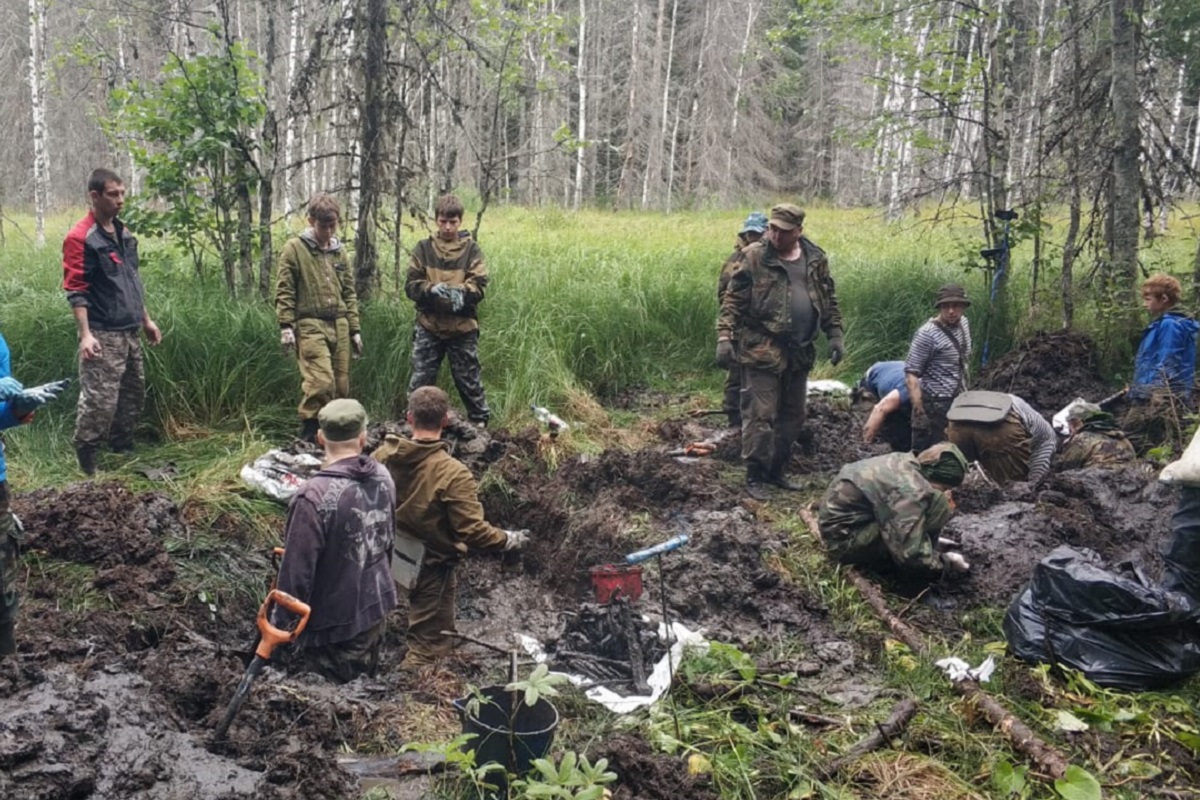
[975,330,1115,415]
[597,734,719,800]
[794,399,889,474]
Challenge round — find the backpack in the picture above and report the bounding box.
[947,390,1013,424]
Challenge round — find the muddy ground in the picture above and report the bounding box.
[1,332,1191,799]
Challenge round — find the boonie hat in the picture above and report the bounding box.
[934,284,971,308]
[318,398,367,442]
[740,212,769,235]
[768,204,805,231]
[1065,401,1102,422]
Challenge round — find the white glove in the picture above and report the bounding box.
[942,551,971,573]
[936,536,960,551]
[280,327,296,353]
[351,333,363,359]
[504,529,530,551]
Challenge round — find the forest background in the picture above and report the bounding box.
[0,0,1199,442]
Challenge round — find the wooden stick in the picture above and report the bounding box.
[798,508,1071,780]
[789,709,845,728]
[818,698,918,779]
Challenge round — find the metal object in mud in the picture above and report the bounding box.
[625,534,689,565]
[212,589,311,742]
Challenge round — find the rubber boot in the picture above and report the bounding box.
[110,439,135,455]
[768,471,805,492]
[745,466,772,501]
[75,445,98,477]
[298,418,320,444]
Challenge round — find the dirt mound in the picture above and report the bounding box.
[596,734,719,800]
[937,465,1174,607]
[975,330,1115,415]
[795,399,889,473]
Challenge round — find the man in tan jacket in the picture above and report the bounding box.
[276,193,362,443]
[372,386,528,666]
[405,194,490,426]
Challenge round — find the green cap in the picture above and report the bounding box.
[318,398,367,442]
[916,442,969,488]
[769,203,806,231]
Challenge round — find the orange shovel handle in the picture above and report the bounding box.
[254,589,311,660]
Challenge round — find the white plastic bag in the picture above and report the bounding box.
[240,449,323,503]
[1160,427,1200,486]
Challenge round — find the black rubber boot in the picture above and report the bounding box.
[745,467,772,501]
[75,445,97,477]
[0,620,15,657]
[298,418,320,444]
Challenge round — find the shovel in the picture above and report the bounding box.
[212,588,311,742]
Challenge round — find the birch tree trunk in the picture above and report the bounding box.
[573,0,587,210]
[27,0,49,247]
[614,0,642,208]
[283,0,302,214]
[354,0,387,299]
[725,1,757,181]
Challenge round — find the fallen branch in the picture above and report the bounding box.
[798,508,1071,780]
[789,709,845,729]
[818,698,918,779]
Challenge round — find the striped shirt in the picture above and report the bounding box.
[1010,394,1057,486]
[904,317,972,398]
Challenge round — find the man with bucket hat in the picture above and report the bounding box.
[905,284,973,451]
[717,203,845,500]
[716,212,769,427]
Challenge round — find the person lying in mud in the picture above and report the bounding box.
[372,386,530,668]
[945,390,1057,489]
[1055,402,1135,472]
[818,443,971,577]
[274,399,398,683]
[854,360,911,450]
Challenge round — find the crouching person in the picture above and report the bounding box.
[1056,402,1136,472]
[372,386,529,668]
[946,391,1057,489]
[819,443,970,578]
[275,399,397,683]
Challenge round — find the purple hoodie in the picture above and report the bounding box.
[275,455,397,648]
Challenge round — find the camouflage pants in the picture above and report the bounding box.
[1121,390,1189,457]
[947,411,1031,484]
[298,617,385,683]
[74,329,144,450]
[911,395,953,452]
[819,481,888,566]
[408,326,489,424]
[296,317,351,421]
[0,483,19,640]
[405,561,457,665]
[740,360,808,478]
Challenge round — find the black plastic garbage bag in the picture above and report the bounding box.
[1163,486,1200,600]
[1004,546,1200,691]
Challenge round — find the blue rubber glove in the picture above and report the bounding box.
[12,378,70,417]
[429,283,465,312]
[0,377,23,401]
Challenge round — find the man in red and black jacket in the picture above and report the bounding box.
[62,168,162,475]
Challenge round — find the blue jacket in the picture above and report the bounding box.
[1131,311,1199,401]
[0,333,27,483]
[862,360,911,406]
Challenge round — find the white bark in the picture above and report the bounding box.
[726,2,757,179]
[283,0,301,214]
[573,0,587,210]
[27,0,48,246]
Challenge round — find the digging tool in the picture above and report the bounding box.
[666,443,715,458]
[626,533,690,736]
[213,589,311,742]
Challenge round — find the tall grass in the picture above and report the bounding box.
[1,205,1195,444]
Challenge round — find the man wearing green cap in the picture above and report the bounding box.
[717,203,845,499]
[1057,402,1136,471]
[274,398,397,682]
[819,443,971,577]
[716,212,769,427]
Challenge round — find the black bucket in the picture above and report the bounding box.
[453,685,560,777]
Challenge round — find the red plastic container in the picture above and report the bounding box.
[589,564,644,603]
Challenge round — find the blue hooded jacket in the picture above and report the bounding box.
[1131,311,1200,402]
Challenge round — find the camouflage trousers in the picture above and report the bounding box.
[408,326,489,424]
[0,482,20,645]
[296,317,351,421]
[74,329,144,450]
[947,411,1031,485]
[298,617,385,684]
[1121,390,1190,457]
[911,395,953,452]
[740,361,809,478]
[404,561,457,666]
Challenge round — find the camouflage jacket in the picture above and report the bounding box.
[716,234,755,302]
[1057,428,1136,471]
[717,238,843,374]
[818,452,948,574]
[275,230,360,333]
[406,232,488,338]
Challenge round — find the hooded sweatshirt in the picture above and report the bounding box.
[371,434,507,567]
[275,229,361,333]
[275,455,397,648]
[1132,310,1199,402]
